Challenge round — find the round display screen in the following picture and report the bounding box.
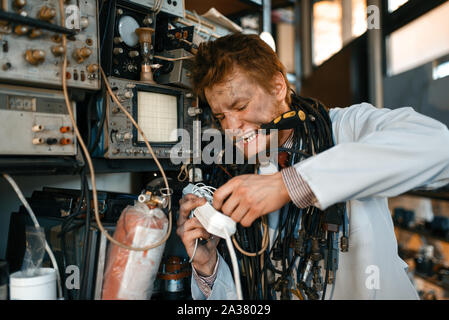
[118,15,140,48]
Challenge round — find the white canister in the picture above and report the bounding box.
[9,268,56,300]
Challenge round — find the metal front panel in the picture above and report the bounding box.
[157,49,193,89]
[104,77,194,160]
[0,85,77,155]
[0,0,100,90]
[127,0,185,18]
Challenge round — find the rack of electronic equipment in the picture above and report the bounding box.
[0,12,255,286]
[0,0,249,173]
[0,0,264,300]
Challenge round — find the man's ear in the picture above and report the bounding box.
[272,72,287,103]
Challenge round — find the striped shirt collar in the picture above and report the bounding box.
[281,132,295,149]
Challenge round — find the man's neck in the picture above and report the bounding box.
[279,129,294,148]
[277,99,294,147]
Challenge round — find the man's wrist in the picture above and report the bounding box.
[192,251,218,277]
[275,171,292,205]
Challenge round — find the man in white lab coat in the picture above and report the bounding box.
[176,33,449,300]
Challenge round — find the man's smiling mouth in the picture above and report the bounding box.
[236,130,259,144]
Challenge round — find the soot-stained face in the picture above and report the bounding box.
[204,66,292,160]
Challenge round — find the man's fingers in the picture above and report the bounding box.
[184,228,212,244]
[178,195,206,226]
[213,177,242,210]
[230,204,250,224]
[184,217,206,233]
[221,193,240,216]
[206,236,220,250]
[240,209,258,227]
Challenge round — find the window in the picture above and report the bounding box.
[388,0,409,12]
[387,1,449,76]
[312,0,367,66]
[352,0,367,37]
[313,0,343,66]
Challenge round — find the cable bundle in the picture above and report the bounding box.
[205,93,347,300]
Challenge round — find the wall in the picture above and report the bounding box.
[383,60,449,128]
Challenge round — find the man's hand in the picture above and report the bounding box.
[213,172,291,227]
[176,194,219,276]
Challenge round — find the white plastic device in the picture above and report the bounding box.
[193,202,236,239]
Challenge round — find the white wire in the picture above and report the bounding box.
[224,228,243,300]
[2,174,63,300]
[189,239,198,264]
[154,0,162,15]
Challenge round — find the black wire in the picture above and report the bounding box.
[80,171,91,300]
[100,0,113,54]
[89,91,107,154]
[59,168,86,300]
[86,95,94,152]
[322,232,332,300]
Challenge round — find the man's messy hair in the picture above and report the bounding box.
[192,32,291,105]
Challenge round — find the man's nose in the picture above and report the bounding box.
[224,113,244,131]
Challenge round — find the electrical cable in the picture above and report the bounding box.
[89,92,107,154]
[237,93,342,300]
[58,0,172,252]
[232,216,269,257]
[224,228,243,300]
[100,67,173,250]
[2,174,63,299]
[100,0,113,54]
[59,168,86,299]
[153,55,194,62]
[80,168,91,300]
[321,232,332,300]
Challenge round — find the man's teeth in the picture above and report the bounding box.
[242,131,257,143]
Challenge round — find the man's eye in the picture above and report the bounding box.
[238,104,248,111]
[215,115,225,121]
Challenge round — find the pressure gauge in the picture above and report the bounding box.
[118,15,140,48]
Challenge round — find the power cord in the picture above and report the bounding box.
[58,0,172,252]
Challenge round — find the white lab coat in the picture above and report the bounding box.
[191,103,449,300]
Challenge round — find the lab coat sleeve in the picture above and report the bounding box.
[294,102,449,210]
[191,253,238,300]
